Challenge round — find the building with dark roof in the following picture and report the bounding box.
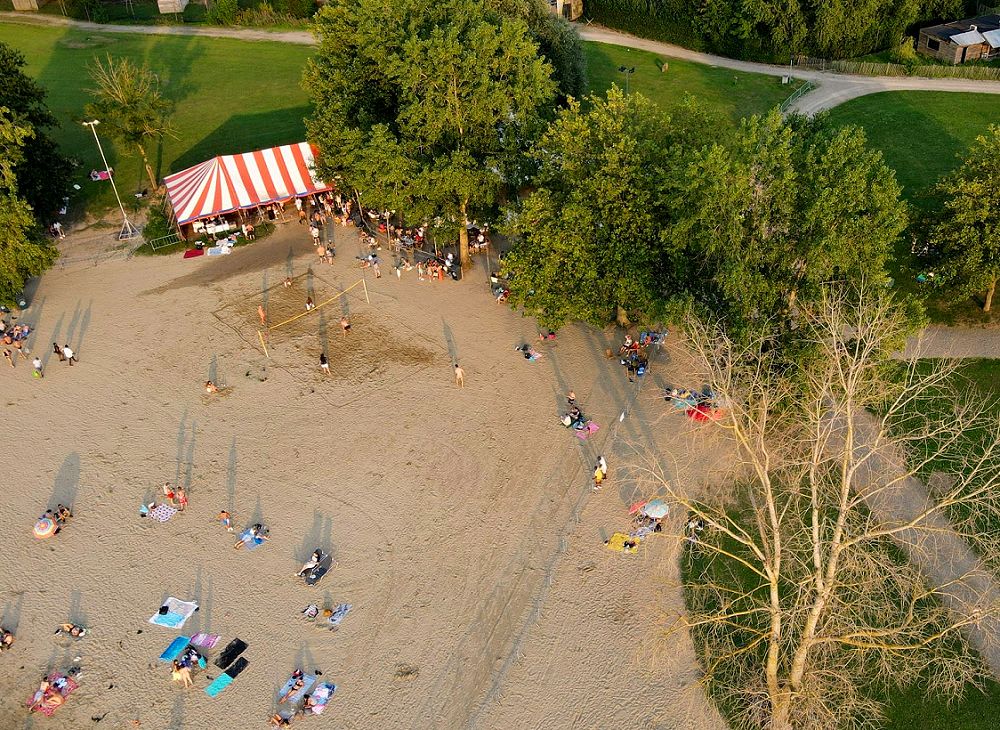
[918,15,1000,64]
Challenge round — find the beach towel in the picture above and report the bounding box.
[309,682,337,714]
[278,673,316,705]
[206,246,232,257]
[183,249,204,259]
[605,532,639,554]
[575,422,600,440]
[225,656,249,678]
[204,672,233,698]
[238,528,267,550]
[149,504,178,522]
[190,632,221,649]
[326,603,352,629]
[27,673,78,716]
[149,598,198,629]
[214,637,247,669]
[159,636,191,662]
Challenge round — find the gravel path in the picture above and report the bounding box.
[904,326,1000,359]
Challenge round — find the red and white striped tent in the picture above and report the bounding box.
[164,142,331,225]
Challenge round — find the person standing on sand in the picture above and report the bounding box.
[62,344,77,365]
[217,510,233,532]
[305,297,315,311]
[340,316,350,336]
[320,353,330,376]
[454,363,465,388]
[176,486,188,511]
[162,482,176,506]
[53,343,65,362]
[32,356,43,378]
[3,349,13,368]
[258,305,267,327]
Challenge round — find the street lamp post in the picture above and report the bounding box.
[617,65,636,95]
[82,119,140,241]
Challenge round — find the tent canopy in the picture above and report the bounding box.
[164,142,331,225]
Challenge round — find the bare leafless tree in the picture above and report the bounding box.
[631,286,1000,730]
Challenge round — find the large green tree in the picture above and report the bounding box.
[305,0,557,268]
[0,108,58,308]
[930,125,1000,313]
[667,112,908,332]
[0,43,71,220]
[501,87,683,327]
[85,55,174,190]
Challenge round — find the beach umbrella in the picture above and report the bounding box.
[34,517,57,539]
[642,499,669,519]
[628,500,647,515]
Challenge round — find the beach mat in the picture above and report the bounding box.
[158,636,190,662]
[278,673,316,705]
[326,603,352,629]
[309,682,337,715]
[214,637,247,669]
[204,672,233,698]
[27,673,79,717]
[149,504,178,522]
[183,248,204,259]
[575,422,600,440]
[149,598,198,629]
[190,632,220,649]
[225,656,249,678]
[304,554,334,586]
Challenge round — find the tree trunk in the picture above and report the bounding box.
[458,199,471,271]
[138,143,157,190]
[615,305,630,327]
[985,279,996,313]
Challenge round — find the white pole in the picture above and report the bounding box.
[83,120,140,240]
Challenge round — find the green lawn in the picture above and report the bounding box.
[825,91,1000,325]
[584,41,799,125]
[0,24,313,219]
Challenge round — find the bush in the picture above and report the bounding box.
[207,0,239,26]
[66,0,107,22]
[890,36,918,67]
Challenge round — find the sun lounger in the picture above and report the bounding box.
[278,673,316,705]
[148,598,198,629]
[309,682,337,714]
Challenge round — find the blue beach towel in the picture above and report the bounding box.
[278,674,316,705]
[326,603,352,628]
[159,636,190,662]
[205,673,234,697]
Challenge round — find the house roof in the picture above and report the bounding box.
[984,28,1000,48]
[923,14,1000,44]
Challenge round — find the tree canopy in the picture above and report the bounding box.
[587,0,965,61]
[501,87,680,327]
[503,97,907,333]
[305,0,559,267]
[0,108,57,308]
[930,125,1000,313]
[85,55,174,190]
[0,42,71,220]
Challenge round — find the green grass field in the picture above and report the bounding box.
[584,41,798,124]
[824,91,1000,208]
[0,24,313,218]
[825,91,1000,325]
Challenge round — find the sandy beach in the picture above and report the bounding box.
[0,221,725,729]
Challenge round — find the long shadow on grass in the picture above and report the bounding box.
[169,106,312,175]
